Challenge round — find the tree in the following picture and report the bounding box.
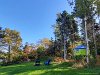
[54,11,78,60]
[38,38,52,49]
[3,28,22,62]
[67,0,100,63]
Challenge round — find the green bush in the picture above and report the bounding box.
[88,55,96,68]
[37,46,45,53]
[75,55,85,61]
[73,55,86,68]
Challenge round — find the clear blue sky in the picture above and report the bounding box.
[0,0,72,44]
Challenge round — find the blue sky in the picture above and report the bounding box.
[0,0,72,44]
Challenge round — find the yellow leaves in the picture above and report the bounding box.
[3,28,22,46]
[3,36,12,44]
[41,38,52,46]
[5,28,11,34]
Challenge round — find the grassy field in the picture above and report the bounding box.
[0,62,100,75]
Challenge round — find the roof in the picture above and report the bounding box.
[74,45,86,50]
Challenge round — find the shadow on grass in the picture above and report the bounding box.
[0,62,73,75]
[40,70,77,75]
[0,62,100,75]
[40,62,100,75]
[40,70,99,75]
[0,62,56,75]
[41,62,78,75]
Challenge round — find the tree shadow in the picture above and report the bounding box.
[0,62,73,75]
[40,62,100,75]
[41,62,78,75]
[40,70,77,75]
[0,62,55,75]
[0,62,100,75]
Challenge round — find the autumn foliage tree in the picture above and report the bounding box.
[3,28,22,62]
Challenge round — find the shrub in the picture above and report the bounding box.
[28,50,38,61]
[88,55,96,68]
[73,55,86,68]
[74,55,85,62]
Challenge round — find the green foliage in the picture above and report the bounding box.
[37,45,45,53]
[28,50,38,61]
[75,55,85,61]
[53,10,78,60]
[36,45,45,58]
[88,55,97,68]
[73,55,86,68]
[54,10,78,46]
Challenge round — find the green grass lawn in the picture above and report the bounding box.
[0,62,100,75]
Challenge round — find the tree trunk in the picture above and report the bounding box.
[64,34,67,60]
[84,16,89,63]
[92,20,97,56]
[8,45,11,62]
